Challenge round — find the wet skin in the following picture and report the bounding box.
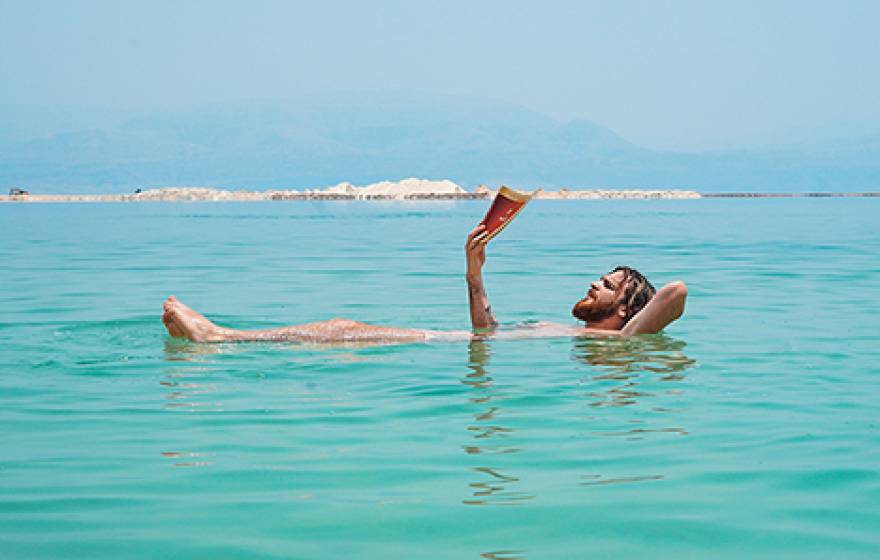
[162,296,427,344]
[162,229,687,344]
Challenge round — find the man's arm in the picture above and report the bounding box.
[465,225,498,331]
[620,281,687,336]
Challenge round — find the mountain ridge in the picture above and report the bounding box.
[1,92,877,193]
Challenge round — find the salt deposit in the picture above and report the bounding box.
[0,178,703,203]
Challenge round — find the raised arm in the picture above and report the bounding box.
[465,225,498,331]
[620,281,688,336]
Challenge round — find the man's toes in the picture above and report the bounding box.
[162,318,178,337]
[162,311,183,338]
[162,311,175,330]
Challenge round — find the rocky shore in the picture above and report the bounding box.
[1,178,702,203]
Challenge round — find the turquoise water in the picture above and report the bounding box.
[1,199,878,559]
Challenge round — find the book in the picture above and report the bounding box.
[478,186,532,242]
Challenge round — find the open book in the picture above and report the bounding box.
[477,186,532,242]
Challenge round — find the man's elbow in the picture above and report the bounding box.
[669,281,687,300]
[666,281,687,318]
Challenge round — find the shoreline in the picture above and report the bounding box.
[1,182,877,204]
[700,192,879,198]
[0,190,703,203]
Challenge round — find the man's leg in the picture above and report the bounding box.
[161,296,427,344]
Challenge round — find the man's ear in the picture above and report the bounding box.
[616,305,627,319]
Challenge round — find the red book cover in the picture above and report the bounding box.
[478,186,532,242]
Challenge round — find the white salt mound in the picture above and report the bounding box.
[323,182,357,195]
[322,178,466,199]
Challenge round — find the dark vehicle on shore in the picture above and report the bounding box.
[9,187,29,196]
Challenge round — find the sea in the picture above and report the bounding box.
[1,198,878,559]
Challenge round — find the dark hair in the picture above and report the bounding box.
[612,266,656,325]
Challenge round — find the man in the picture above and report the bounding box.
[161,225,686,343]
[465,224,687,336]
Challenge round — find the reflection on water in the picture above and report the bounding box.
[572,334,696,408]
[462,339,532,506]
[463,466,533,506]
[461,335,697,512]
[163,338,229,361]
[161,451,214,468]
[580,474,664,486]
[480,551,526,560]
[161,340,225,413]
[574,335,695,491]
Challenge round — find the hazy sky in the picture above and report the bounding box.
[1,0,878,151]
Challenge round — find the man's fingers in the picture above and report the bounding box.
[469,231,489,250]
[467,225,484,240]
[466,224,487,246]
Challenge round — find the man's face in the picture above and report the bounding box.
[571,269,627,323]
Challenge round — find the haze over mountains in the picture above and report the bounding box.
[1,91,877,194]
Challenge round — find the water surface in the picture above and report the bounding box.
[1,199,878,558]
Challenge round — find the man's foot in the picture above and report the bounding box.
[162,296,227,342]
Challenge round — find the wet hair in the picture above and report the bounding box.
[612,266,656,325]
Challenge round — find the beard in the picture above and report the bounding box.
[571,297,617,323]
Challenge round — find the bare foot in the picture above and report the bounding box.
[162,296,227,342]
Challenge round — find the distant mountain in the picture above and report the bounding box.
[1,92,877,193]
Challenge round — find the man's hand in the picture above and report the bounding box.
[465,224,488,280]
[465,224,497,330]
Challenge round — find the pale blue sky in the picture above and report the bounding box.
[1,0,878,151]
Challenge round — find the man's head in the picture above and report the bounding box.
[571,266,656,329]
